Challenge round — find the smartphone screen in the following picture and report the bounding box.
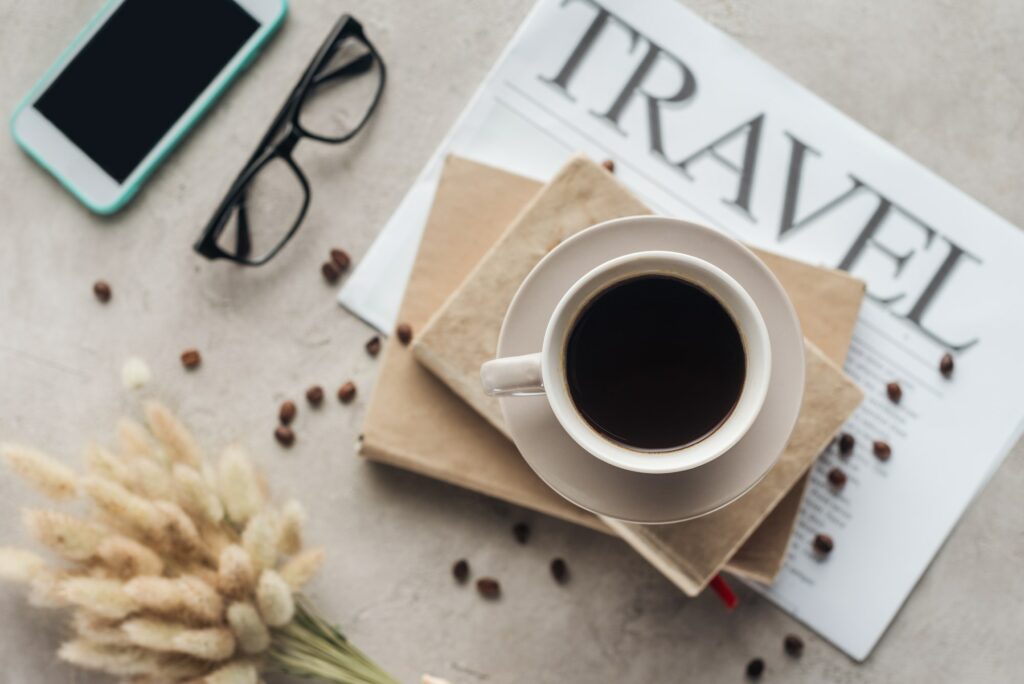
[34,0,259,184]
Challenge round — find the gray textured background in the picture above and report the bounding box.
[1,1,1022,682]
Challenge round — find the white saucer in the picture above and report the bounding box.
[495,217,805,524]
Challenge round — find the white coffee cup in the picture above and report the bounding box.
[481,250,772,475]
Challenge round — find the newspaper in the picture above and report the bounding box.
[340,0,1024,661]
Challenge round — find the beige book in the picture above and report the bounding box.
[362,156,864,590]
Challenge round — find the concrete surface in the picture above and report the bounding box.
[1,1,1022,682]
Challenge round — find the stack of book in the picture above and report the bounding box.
[360,155,864,595]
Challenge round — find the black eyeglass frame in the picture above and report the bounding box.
[194,15,386,265]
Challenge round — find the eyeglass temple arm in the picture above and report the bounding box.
[234,192,252,259]
[310,52,376,88]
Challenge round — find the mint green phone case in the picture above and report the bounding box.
[10,0,288,215]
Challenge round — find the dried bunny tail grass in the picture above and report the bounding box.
[188,660,259,684]
[123,618,236,661]
[97,536,164,578]
[121,618,190,652]
[82,476,168,540]
[123,575,224,625]
[84,443,134,486]
[144,401,202,468]
[116,419,167,465]
[173,464,225,525]
[131,458,176,501]
[241,511,280,574]
[22,509,106,561]
[121,581,184,618]
[217,545,255,599]
[60,577,139,619]
[277,500,305,557]
[71,611,133,647]
[199,522,235,559]
[218,445,264,525]
[201,460,220,490]
[1,443,78,501]
[278,548,324,591]
[422,677,454,684]
[0,547,47,583]
[119,659,214,683]
[153,501,207,560]
[58,640,160,677]
[60,639,212,679]
[179,564,221,589]
[29,567,70,608]
[255,570,294,627]
[166,574,225,623]
[227,601,271,654]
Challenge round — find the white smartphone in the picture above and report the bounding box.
[10,0,288,214]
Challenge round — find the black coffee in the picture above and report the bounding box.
[565,275,746,451]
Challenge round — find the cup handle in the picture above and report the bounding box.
[481,353,544,396]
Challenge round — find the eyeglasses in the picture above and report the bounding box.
[194,15,386,265]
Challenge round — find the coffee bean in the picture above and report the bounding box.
[550,558,569,584]
[396,323,413,346]
[321,261,340,284]
[180,349,202,370]
[838,432,855,455]
[452,559,469,583]
[827,467,847,490]
[940,353,954,378]
[512,522,530,545]
[93,280,112,303]
[601,159,615,173]
[813,533,834,555]
[365,336,382,357]
[873,440,892,462]
[338,381,357,404]
[330,248,351,271]
[886,381,902,403]
[476,577,500,599]
[274,425,295,447]
[306,386,324,407]
[279,401,297,426]
[745,658,765,679]
[783,634,804,657]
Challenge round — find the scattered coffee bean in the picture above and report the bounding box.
[812,533,834,556]
[783,634,804,657]
[512,522,530,545]
[838,432,855,455]
[274,425,295,447]
[92,280,112,303]
[745,657,765,679]
[601,159,615,173]
[827,467,847,490]
[476,577,501,599]
[330,248,351,272]
[180,349,202,370]
[873,440,892,462]
[550,557,569,584]
[365,336,382,357]
[396,323,414,346]
[321,261,340,284]
[886,381,902,403]
[940,353,954,378]
[306,385,324,407]
[452,559,469,583]
[338,381,357,404]
[279,401,297,426]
